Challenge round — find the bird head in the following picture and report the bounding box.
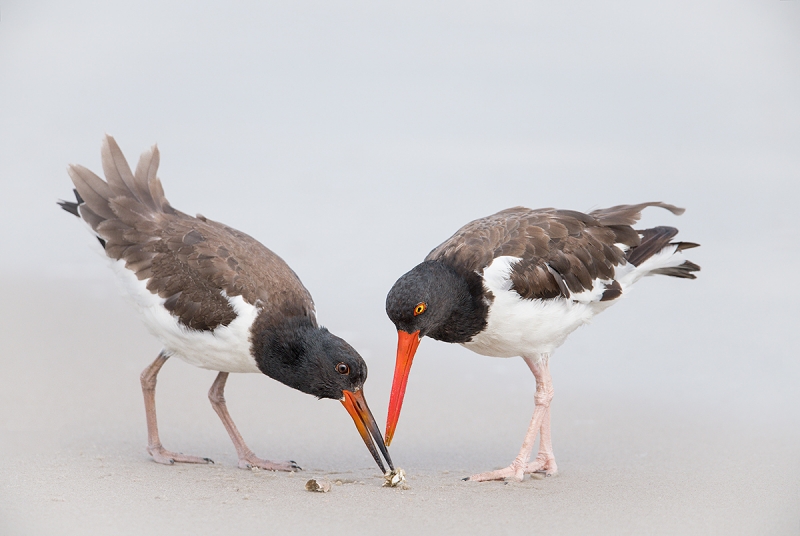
[383,261,478,446]
[254,318,393,473]
[385,261,468,338]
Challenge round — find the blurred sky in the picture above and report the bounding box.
[1,1,799,421]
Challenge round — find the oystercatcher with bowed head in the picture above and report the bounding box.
[59,135,393,474]
[384,203,699,481]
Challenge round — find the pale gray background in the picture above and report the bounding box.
[1,1,799,535]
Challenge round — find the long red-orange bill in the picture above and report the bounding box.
[384,330,421,446]
[341,389,394,473]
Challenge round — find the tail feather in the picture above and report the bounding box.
[627,226,678,266]
[60,134,172,248]
[101,136,140,201]
[675,241,700,252]
[132,143,169,213]
[603,204,702,288]
[101,135,172,214]
[61,134,173,233]
[651,260,700,279]
[57,189,107,248]
[624,225,701,281]
[590,202,684,227]
[57,189,82,217]
[67,164,116,222]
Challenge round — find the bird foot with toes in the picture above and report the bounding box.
[466,461,527,482]
[147,445,213,465]
[239,455,301,472]
[466,458,557,482]
[526,455,558,477]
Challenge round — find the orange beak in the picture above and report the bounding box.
[341,389,394,473]
[384,330,421,446]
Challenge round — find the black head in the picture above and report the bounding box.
[253,317,367,400]
[385,260,486,343]
[383,260,488,446]
[252,316,393,473]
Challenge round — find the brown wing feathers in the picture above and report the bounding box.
[62,135,315,332]
[63,137,696,327]
[428,202,699,301]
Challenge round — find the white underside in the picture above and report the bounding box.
[110,258,262,373]
[462,247,687,360]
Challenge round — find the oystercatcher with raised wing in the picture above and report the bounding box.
[384,203,698,481]
[59,135,393,474]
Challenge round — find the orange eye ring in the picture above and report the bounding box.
[335,362,350,375]
[413,302,427,316]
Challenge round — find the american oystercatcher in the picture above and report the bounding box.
[59,135,393,474]
[384,203,699,481]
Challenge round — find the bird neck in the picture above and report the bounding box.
[426,261,489,344]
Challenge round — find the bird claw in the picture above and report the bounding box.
[239,455,302,472]
[525,456,558,477]
[465,464,525,482]
[466,457,558,482]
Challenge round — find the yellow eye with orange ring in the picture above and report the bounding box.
[413,302,427,316]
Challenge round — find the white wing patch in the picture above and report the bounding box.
[463,256,596,358]
[111,259,262,373]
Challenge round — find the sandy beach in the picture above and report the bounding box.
[1,272,798,535]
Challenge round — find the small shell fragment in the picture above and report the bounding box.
[305,478,332,492]
[383,468,408,488]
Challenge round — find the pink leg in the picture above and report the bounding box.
[140,351,213,465]
[523,355,558,476]
[468,353,555,482]
[525,404,558,476]
[208,372,301,472]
